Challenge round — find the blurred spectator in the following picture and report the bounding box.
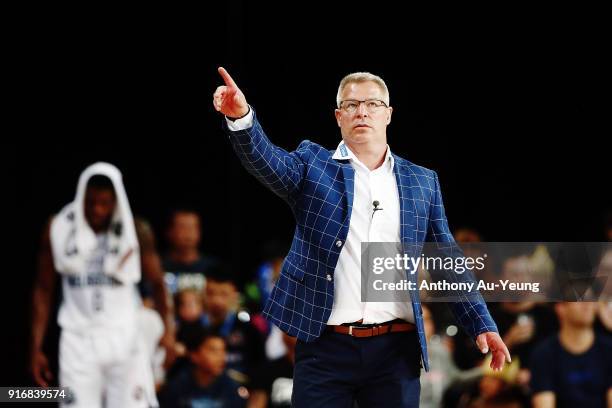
[454,227,482,243]
[530,302,612,407]
[445,352,525,408]
[466,385,528,408]
[159,327,248,407]
[163,208,218,294]
[243,241,288,339]
[177,288,205,323]
[175,288,205,347]
[489,245,557,365]
[454,227,492,282]
[248,331,296,408]
[446,349,525,407]
[202,266,266,385]
[419,305,482,408]
[135,217,179,367]
[252,241,287,307]
[490,301,557,382]
[242,240,290,360]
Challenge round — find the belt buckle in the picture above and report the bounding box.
[348,326,354,336]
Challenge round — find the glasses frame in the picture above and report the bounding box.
[338,99,389,114]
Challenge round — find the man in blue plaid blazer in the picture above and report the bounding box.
[214,67,510,407]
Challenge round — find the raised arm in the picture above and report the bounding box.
[213,67,308,202]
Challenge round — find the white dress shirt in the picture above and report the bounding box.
[227,111,414,325]
[327,140,414,325]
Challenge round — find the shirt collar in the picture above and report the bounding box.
[332,140,395,171]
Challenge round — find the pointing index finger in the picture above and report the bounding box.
[218,67,238,88]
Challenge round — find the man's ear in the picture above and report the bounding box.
[387,107,393,125]
[334,109,342,127]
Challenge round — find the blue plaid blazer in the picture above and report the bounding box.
[224,112,498,371]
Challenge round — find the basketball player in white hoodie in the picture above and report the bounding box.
[31,163,175,408]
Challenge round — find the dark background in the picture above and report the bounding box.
[5,3,610,386]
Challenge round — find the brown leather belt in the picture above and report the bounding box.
[328,320,415,338]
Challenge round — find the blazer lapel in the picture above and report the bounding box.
[393,156,416,244]
[393,156,421,310]
[338,161,355,225]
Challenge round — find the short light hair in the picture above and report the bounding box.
[336,72,390,108]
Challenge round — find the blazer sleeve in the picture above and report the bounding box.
[222,109,308,204]
[426,171,499,338]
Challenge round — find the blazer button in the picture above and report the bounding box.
[335,240,343,247]
[326,274,332,281]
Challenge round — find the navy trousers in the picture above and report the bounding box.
[292,328,421,407]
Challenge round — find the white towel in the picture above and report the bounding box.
[50,162,141,284]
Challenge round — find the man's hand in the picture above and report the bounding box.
[476,331,512,371]
[213,67,249,118]
[31,349,53,387]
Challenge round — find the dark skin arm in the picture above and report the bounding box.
[30,219,58,387]
[31,217,177,386]
[135,219,177,364]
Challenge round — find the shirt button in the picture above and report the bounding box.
[335,240,343,247]
[326,274,332,281]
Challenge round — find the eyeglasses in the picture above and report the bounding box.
[339,99,388,114]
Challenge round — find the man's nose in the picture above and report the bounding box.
[356,102,369,117]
